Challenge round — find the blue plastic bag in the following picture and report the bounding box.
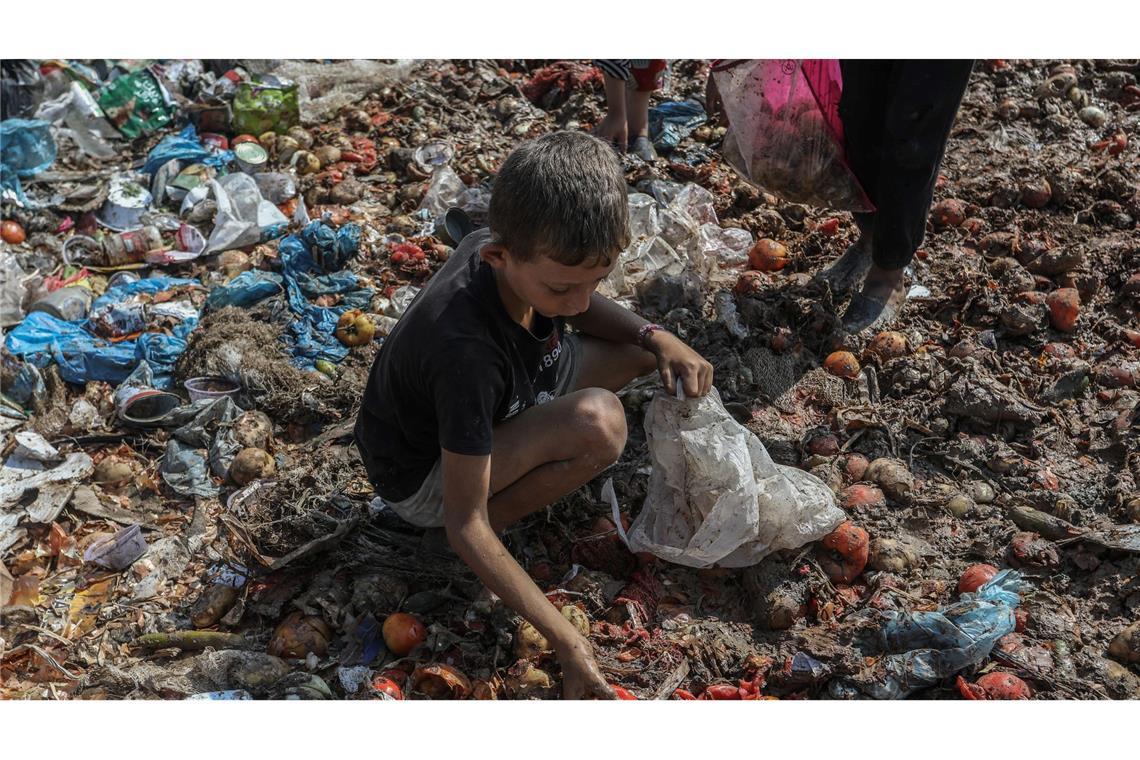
[204,271,284,311]
[204,220,371,370]
[0,118,56,206]
[836,570,1025,700]
[4,276,201,388]
[143,123,234,175]
[648,100,707,153]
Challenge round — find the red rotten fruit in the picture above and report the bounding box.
[382,612,427,656]
[1,220,26,245]
[843,454,870,482]
[808,434,840,456]
[957,563,999,594]
[866,331,909,362]
[817,217,840,236]
[931,199,967,227]
[841,484,887,511]
[957,672,1032,700]
[1045,288,1080,332]
[1020,178,1052,209]
[748,239,789,271]
[824,351,861,379]
[611,685,638,700]
[818,522,870,584]
[370,676,404,700]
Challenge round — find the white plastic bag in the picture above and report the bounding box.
[205,173,288,253]
[613,388,843,568]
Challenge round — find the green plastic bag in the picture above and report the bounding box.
[97,69,174,139]
[232,82,299,135]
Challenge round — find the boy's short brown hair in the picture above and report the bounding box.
[489,131,630,267]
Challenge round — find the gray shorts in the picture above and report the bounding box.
[384,333,582,528]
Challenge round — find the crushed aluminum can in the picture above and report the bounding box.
[234,141,268,174]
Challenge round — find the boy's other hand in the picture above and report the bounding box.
[558,638,616,700]
[646,330,714,397]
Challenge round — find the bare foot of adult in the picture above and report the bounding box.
[819,236,872,294]
[842,264,907,333]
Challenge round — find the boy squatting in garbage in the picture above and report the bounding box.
[355,131,713,699]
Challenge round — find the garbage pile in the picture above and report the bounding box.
[1,59,1138,701]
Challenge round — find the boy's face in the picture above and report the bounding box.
[484,246,616,319]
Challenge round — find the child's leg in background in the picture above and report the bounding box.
[593,60,632,149]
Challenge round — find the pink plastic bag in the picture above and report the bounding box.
[712,60,873,212]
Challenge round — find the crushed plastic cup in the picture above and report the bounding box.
[413,141,454,172]
[184,376,240,403]
[83,524,148,571]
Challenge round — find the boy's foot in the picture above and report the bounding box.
[819,237,872,294]
[841,266,907,333]
[629,135,658,162]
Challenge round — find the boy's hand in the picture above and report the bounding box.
[557,638,615,700]
[646,330,714,397]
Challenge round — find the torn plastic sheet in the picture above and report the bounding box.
[0,451,94,508]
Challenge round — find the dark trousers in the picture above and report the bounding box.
[839,60,974,270]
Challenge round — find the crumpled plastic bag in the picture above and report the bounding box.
[614,388,843,568]
[648,99,707,153]
[160,396,243,498]
[835,570,1025,700]
[3,275,200,387]
[143,123,233,176]
[712,60,873,212]
[0,254,29,327]
[205,173,288,253]
[0,118,56,206]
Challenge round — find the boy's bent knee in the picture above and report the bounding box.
[570,389,627,463]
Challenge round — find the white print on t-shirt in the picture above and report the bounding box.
[538,340,563,371]
[536,391,554,405]
[506,397,523,419]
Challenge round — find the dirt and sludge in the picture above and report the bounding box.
[1,58,1138,700]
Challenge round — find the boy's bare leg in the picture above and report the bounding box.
[485,337,656,531]
[486,389,626,532]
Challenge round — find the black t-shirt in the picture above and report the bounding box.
[354,228,567,502]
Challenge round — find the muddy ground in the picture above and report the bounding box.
[1,59,1138,700]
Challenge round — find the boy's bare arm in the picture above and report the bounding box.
[439,448,614,698]
[566,293,648,344]
[568,293,714,396]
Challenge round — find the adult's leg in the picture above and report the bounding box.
[821,60,891,293]
[844,60,974,332]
